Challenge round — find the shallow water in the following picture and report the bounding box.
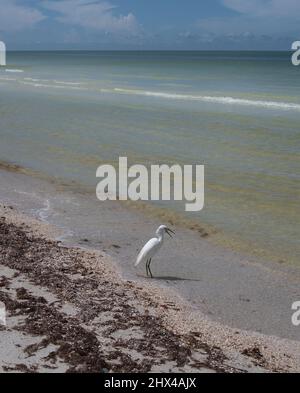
[0,51,299,264]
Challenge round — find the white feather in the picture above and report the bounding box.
[135,237,162,267]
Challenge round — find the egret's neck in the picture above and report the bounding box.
[156,231,164,242]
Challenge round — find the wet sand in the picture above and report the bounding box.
[1,203,300,373]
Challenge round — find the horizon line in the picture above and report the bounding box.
[5,49,292,52]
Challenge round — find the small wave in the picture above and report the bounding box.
[24,77,50,83]
[114,88,300,111]
[5,69,24,73]
[53,80,82,86]
[37,199,51,222]
[19,80,86,91]
[0,77,16,81]
[24,78,82,86]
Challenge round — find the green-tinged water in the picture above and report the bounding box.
[0,51,299,264]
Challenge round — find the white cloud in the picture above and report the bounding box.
[223,0,266,15]
[0,0,45,33]
[42,0,138,33]
[223,0,300,17]
[196,0,300,40]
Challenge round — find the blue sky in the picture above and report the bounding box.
[0,0,299,50]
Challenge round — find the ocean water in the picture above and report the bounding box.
[0,51,299,264]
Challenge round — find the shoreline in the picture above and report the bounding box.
[1,203,300,373]
[0,156,298,268]
[0,166,300,343]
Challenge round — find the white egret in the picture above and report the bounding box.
[135,225,175,278]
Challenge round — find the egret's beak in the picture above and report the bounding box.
[166,228,175,238]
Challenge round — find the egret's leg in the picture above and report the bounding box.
[148,258,153,278]
[146,260,149,277]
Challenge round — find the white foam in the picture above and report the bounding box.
[19,80,86,91]
[3,73,299,112]
[5,69,24,73]
[0,77,16,81]
[114,88,300,112]
[53,80,82,86]
[24,77,50,83]
[38,199,51,222]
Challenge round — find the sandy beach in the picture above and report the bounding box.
[1,198,300,373]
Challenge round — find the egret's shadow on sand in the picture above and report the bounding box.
[153,276,201,282]
[137,274,200,282]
